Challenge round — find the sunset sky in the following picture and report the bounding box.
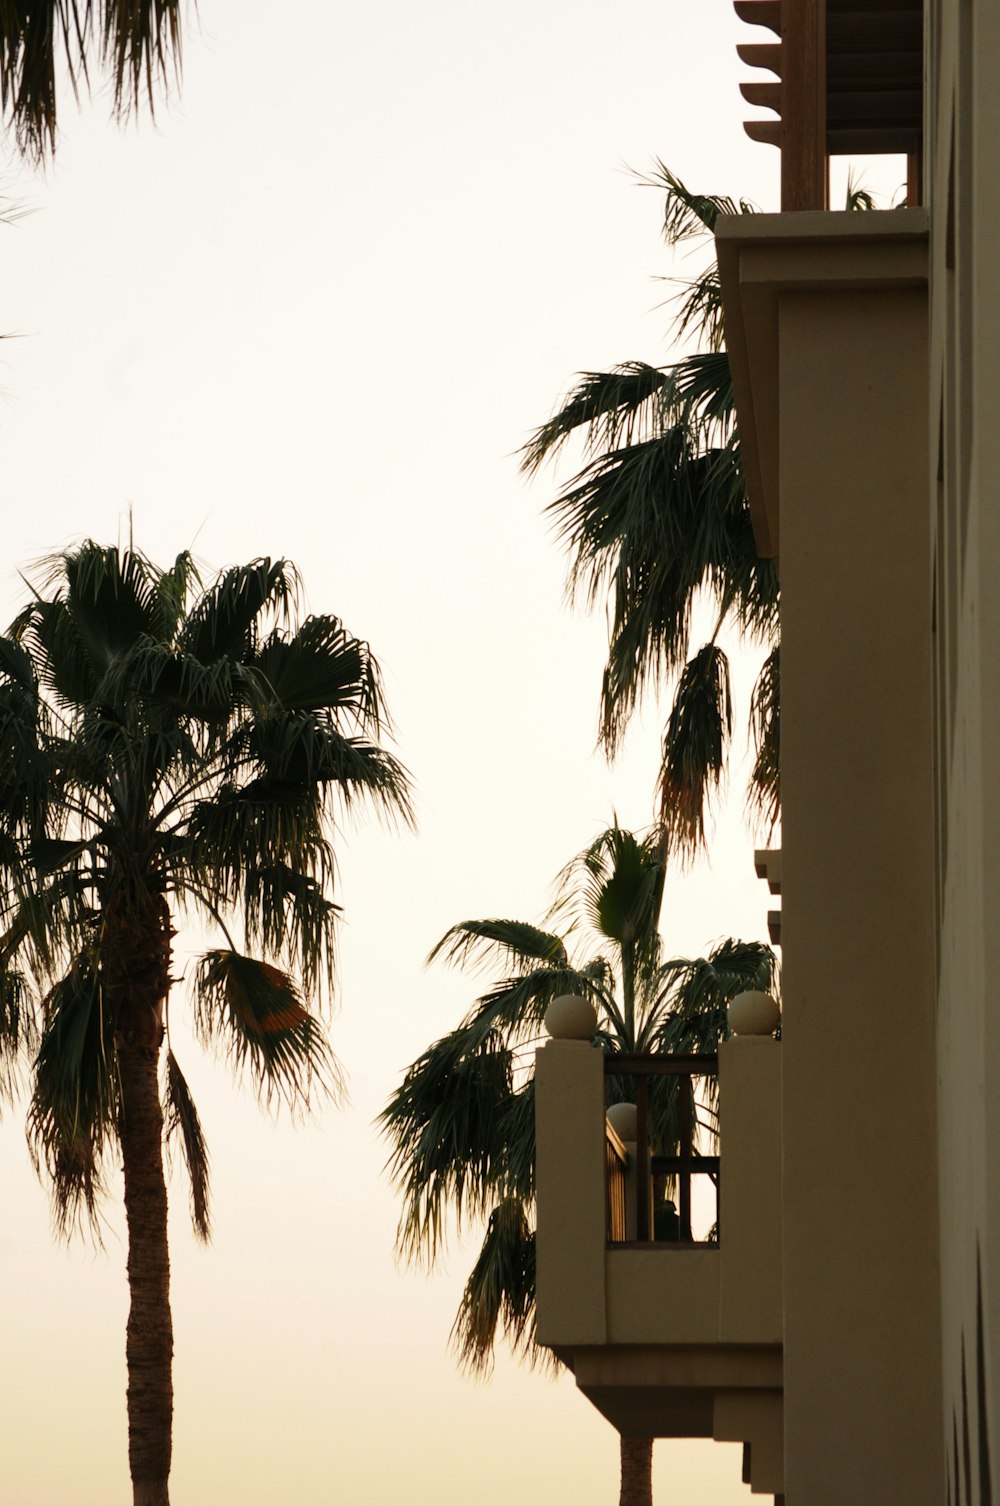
[0,4,897,1502]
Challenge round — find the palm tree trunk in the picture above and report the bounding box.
[119,1040,173,1506]
[105,888,174,1505]
[619,1435,653,1506]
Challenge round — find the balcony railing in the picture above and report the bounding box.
[606,1122,628,1241]
[605,1053,720,1246]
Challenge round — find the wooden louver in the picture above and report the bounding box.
[735,0,923,208]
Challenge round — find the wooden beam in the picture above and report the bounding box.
[741,79,782,110]
[734,0,782,34]
[744,119,782,146]
[737,40,782,74]
[781,0,827,209]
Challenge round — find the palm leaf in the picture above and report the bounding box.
[658,643,732,862]
[179,558,298,665]
[651,938,779,1055]
[27,958,118,1234]
[193,949,343,1110]
[383,820,775,1376]
[526,165,782,845]
[641,161,757,242]
[62,542,159,673]
[0,966,33,1105]
[148,549,200,641]
[456,965,598,1052]
[560,823,664,950]
[20,597,101,710]
[0,2,184,163]
[748,645,780,835]
[164,1049,210,1240]
[251,615,389,730]
[521,363,673,474]
[451,1198,541,1374]
[238,862,340,997]
[427,919,569,974]
[380,1027,516,1261]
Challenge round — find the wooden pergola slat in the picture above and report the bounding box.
[735,0,924,207]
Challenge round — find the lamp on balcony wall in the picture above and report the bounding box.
[728,989,781,1036]
[544,992,598,1040]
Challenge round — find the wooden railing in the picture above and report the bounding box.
[605,1121,629,1242]
[605,1053,720,1247]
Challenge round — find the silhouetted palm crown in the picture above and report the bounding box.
[381,823,776,1371]
[0,541,411,1502]
[521,169,781,854]
[0,542,411,1224]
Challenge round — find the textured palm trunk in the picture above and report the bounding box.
[107,889,174,1506]
[119,1041,172,1506]
[619,1436,653,1506]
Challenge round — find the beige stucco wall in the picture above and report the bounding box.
[536,1038,782,1353]
[928,2,1000,1498]
[718,212,948,1503]
[603,1039,782,1350]
[534,1039,607,1349]
[779,278,944,1505]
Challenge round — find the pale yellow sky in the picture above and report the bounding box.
[0,3,879,1502]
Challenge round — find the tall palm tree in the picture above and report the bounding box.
[521,168,781,859]
[0,2,186,162]
[0,540,412,1506]
[380,822,776,1506]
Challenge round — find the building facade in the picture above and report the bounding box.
[534,3,999,1501]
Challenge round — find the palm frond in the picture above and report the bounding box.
[380,1027,517,1261]
[845,173,876,212]
[520,363,673,475]
[651,938,779,1054]
[0,966,33,1105]
[164,1048,210,1240]
[383,819,774,1375]
[668,266,726,353]
[748,645,780,835]
[245,715,414,824]
[179,558,298,665]
[550,823,665,959]
[102,0,184,118]
[528,163,779,797]
[19,597,101,711]
[498,1077,537,1203]
[94,637,266,729]
[62,542,159,672]
[27,958,118,1235]
[457,965,597,1053]
[181,783,328,913]
[670,351,735,431]
[658,643,733,862]
[451,1199,542,1375]
[547,424,754,751]
[640,161,758,243]
[239,863,340,999]
[192,950,343,1111]
[0,1,184,163]
[251,614,391,732]
[427,919,569,974]
[148,549,200,641]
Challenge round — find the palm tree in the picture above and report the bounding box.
[521,167,781,860]
[380,822,777,1506]
[0,540,412,1506]
[0,2,186,162]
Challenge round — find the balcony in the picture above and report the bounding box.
[535,1029,783,1497]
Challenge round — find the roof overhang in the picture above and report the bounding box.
[715,208,929,559]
